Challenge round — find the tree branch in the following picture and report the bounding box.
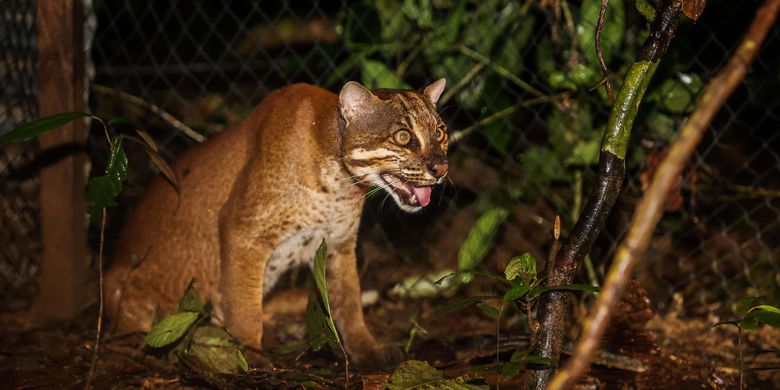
[547,1,780,388]
[526,1,683,389]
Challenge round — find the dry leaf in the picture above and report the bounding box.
[683,0,707,21]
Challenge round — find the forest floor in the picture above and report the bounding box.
[2,279,779,389]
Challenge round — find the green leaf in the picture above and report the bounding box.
[749,305,780,314]
[401,0,433,28]
[565,138,601,166]
[530,283,600,297]
[504,253,537,283]
[237,350,249,372]
[384,360,489,390]
[747,305,780,328]
[87,135,128,218]
[360,59,410,89]
[373,0,414,42]
[646,111,677,141]
[481,120,512,153]
[312,240,330,311]
[86,177,117,215]
[107,116,132,126]
[753,310,780,328]
[144,311,200,348]
[503,283,532,302]
[567,63,601,89]
[185,325,247,374]
[458,208,510,274]
[734,296,761,317]
[737,316,759,331]
[648,73,703,114]
[513,348,550,362]
[521,147,568,184]
[498,361,524,378]
[510,349,530,362]
[547,64,601,92]
[306,289,340,352]
[435,295,500,317]
[476,303,500,319]
[0,111,90,146]
[175,279,204,313]
[306,240,342,352]
[468,270,513,286]
[443,0,466,45]
[495,17,535,71]
[635,0,656,22]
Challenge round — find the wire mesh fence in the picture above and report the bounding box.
[2,0,779,322]
[0,0,41,311]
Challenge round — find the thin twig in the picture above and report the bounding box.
[548,1,780,388]
[451,106,516,144]
[739,327,744,390]
[594,0,615,101]
[340,344,350,389]
[92,84,206,143]
[457,45,548,99]
[440,62,486,106]
[496,303,505,390]
[395,37,424,78]
[450,94,559,144]
[85,208,107,389]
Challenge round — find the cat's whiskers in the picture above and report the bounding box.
[378,192,392,215]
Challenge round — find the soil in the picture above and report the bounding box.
[2,278,777,389]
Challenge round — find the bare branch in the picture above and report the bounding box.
[93,84,206,143]
[548,1,780,388]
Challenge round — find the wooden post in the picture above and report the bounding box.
[31,0,90,319]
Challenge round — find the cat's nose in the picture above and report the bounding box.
[428,162,449,179]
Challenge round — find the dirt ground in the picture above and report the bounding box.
[2,277,778,389]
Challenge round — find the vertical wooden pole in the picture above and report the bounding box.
[32,0,90,319]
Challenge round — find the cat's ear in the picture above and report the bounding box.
[422,78,446,106]
[339,81,378,123]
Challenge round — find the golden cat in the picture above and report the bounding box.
[105,79,449,366]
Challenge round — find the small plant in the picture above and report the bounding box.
[435,250,598,379]
[304,240,351,384]
[1,111,178,385]
[144,280,249,375]
[716,297,780,331]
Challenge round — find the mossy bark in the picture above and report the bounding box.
[526,1,683,389]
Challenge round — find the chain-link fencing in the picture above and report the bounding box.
[2,0,778,324]
[0,0,41,311]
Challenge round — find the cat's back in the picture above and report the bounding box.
[252,83,341,160]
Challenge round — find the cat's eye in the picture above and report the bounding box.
[394,129,412,146]
[435,127,446,142]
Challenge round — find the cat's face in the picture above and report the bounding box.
[338,79,449,213]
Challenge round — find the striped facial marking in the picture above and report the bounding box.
[339,80,450,212]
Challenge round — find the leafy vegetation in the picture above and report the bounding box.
[144,280,248,375]
[717,296,780,331]
[305,240,344,354]
[384,360,488,389]
[335,0,704,218]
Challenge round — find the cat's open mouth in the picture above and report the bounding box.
[380,174,433,208]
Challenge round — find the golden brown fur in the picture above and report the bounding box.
[105,80,448,366]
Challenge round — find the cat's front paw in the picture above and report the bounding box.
[350,344,404,370]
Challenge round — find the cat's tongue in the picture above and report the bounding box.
[412,186,432,207]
